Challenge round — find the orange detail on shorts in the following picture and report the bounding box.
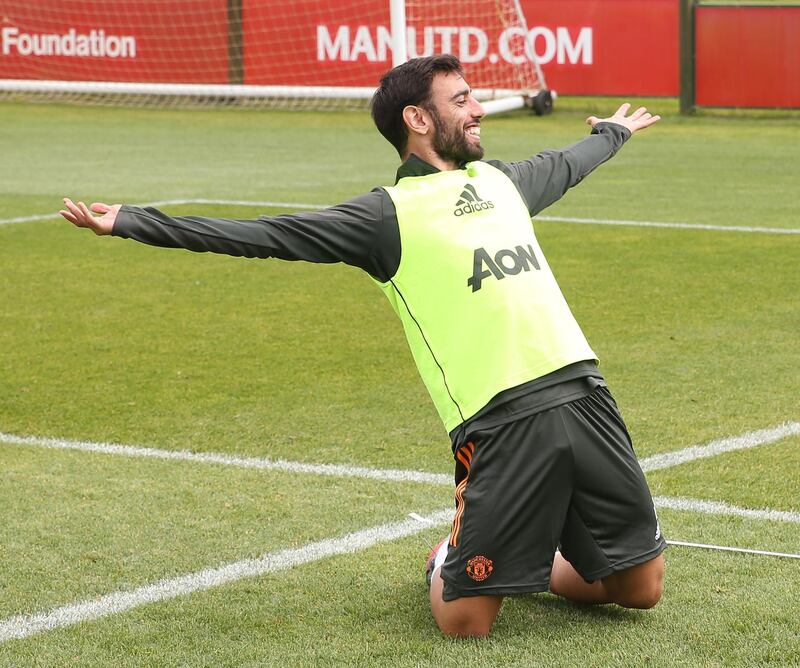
[449,442,475,548]
[450,479,468,547]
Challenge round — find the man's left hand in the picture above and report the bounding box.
[586,103,660,134]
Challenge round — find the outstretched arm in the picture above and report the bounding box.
[58,192,401,282]
[490,103,660,217]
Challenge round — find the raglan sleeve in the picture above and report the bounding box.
[111,188,402,282]
[488,121,631,216]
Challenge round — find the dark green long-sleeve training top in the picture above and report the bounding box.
[112,122,631,445]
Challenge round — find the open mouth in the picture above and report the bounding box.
[465,124,481,141]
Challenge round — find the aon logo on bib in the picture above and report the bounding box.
[467,245,541,292]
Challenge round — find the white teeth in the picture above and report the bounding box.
[466,127,481,137]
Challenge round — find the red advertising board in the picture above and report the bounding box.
[2,2,798,108]
[243,0,680,96]
[0,0,229,83]
[0,0,679,95]
[695,6,800,108]
[510,0,679,96]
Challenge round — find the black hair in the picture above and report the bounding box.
[371,54,463,157]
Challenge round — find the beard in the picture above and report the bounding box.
[429,107,484,164]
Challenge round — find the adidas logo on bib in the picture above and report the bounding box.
[454,184,495,217]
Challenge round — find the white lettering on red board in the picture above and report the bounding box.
[317,25,592,65]
[1,27,137,58]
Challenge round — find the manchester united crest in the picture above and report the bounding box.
[466,555,494,582]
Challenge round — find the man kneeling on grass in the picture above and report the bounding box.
[61,54,666,638]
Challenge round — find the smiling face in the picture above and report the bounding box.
[426,71,486,166]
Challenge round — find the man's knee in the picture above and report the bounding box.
[429,571,502,637]
[603,555,665,610]
[436,615,495,638]
[431,595,502,638]
[614,577,663,609]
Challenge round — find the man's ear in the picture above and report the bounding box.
[402,105,431,137]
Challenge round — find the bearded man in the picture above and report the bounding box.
[61,54,665,638]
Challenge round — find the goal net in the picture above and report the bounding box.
[0,0,552,113]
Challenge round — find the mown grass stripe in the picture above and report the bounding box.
[0,508,453,642]
[639,422,800,472]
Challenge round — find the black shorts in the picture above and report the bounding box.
[441,383,667,601]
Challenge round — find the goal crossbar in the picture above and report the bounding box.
[0,79,531,113]
[0,79,527,101]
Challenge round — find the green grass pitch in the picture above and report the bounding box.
[0,98,798,666]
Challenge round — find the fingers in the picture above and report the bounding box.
[60,198,97,228]
[58,208,78,224]
[630,109,661,131]
[91,202,110,214]
[637,114,661,130]
[615,102,631,117]
[629,107,660,124]
[589,102,661,131]
[61,198,88,226]
[78,200,93,222]
[611,104,662,132]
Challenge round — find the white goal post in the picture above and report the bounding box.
[0,0,554,114]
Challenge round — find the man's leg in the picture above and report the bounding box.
[429,565,504,637]
[550,552,664,609]
[554,385,668,610]
[431,411,577,637]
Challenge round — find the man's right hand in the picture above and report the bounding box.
[59,198,120,236]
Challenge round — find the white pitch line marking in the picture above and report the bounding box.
[4,426,796,525]
[639,422,800,472]
[0,200,327,227]
[0,213,57,225]
[2,421,797,489]
[0,508,453,643]
[2,199,799,234]
[0,431,451,487]
[0,200,183,226]
[667,540,800,560]
[535,215,800,235]
[166,198,325,210]
[3,427,799,528]
[0,200,323,227]
[1,500,794,643]
[654,496,800,524]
